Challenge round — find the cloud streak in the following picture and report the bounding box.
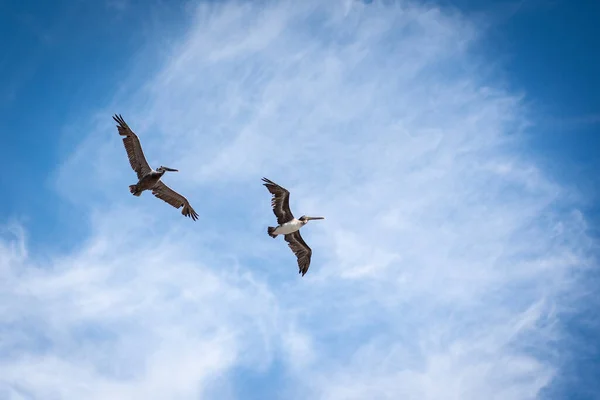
[1,0,595,399]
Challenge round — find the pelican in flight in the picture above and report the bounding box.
[113,114,199,221]
[262,177,324,276]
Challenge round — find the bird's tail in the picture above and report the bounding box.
[267,227,278,238]
[129,184,142,197]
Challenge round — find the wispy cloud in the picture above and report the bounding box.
[1,0,595,399]
[541,113,600,130]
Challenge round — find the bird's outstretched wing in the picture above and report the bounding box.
[262,177,294,224]
[113,114,152,179]
[151,181,199,221]
[284,231,312,276]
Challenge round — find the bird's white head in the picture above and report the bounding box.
[157,166,179,174]
[299,215,325,224]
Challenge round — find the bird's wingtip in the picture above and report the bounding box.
[113,114,126,127]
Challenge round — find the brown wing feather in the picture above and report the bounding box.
[151,181,199,221]
[113,114,152,179]
[284,231,312,276]
[262,177,294,224]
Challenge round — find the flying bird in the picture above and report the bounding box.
[262,177,324,276]
[113,114,199,221]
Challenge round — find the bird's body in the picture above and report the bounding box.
[270,218,305,236]
[113,114,199,221]
[129,168,169,196]
[262,177,324,276]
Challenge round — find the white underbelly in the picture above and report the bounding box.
[275,220,302,235]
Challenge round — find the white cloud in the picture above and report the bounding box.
[2,0,595,399]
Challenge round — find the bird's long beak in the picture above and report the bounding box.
[163,167,178,172]
[306,216,325,220]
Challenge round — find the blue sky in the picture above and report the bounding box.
[0,0,598,399]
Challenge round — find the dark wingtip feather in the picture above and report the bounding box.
[262,177,289,194]
[113,114,129,134]
[262,177,280,186]
[183,204,199,221]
